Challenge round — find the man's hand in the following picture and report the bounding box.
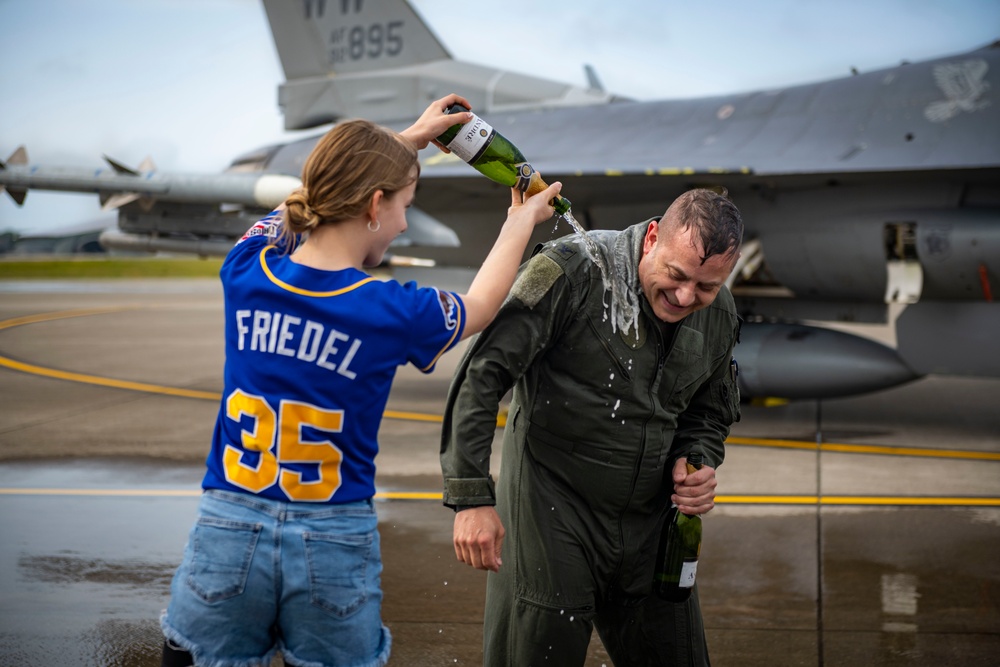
[671,457,718,515]
[453,506,505,572]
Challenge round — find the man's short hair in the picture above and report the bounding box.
[664,189,744,265]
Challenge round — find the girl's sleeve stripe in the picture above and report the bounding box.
[419,293,464,372]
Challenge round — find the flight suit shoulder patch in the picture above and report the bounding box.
[511,253,564,308]
[551,241,578,261]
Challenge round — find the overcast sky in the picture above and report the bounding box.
[1,0,997,235]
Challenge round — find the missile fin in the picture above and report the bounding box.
[100,191,143,210]
[0,147,28,205]
[104,155,139,176]
[2,145,28,168]
[1,148,28,202]
[5,187,28,206]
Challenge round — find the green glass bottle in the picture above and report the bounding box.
[436,104,571,216]
[654,451,704,602]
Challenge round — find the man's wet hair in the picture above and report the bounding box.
[664,188,744,265]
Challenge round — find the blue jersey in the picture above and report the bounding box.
[202,211,466,503]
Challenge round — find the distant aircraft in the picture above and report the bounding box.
[2,0,997,401]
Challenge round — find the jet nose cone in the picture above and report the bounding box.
[737,322,921,400]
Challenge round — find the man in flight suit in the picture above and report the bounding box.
[440,188,744,666]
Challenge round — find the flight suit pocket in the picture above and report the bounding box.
[663,327,710,412]
[710,367,741,424]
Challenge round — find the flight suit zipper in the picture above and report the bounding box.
[585,314,633,382]
[608,319,667,593]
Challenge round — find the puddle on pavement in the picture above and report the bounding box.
[19,553,175,588]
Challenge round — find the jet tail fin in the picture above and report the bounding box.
[261,0,620,129]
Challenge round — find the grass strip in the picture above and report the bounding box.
[0,257,224,279]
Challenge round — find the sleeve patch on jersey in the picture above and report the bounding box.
[436,289,460,330]
[236,211,281,245]
[510,253,564,309]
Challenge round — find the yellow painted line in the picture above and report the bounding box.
[382,410,442,423]
[2,488,998,506]
[0,308,438,410]
[818,442,1000,460]
[375,491,442,501]
[0,306,221,400]
[0,356,222,400]
[0,351,448,418]
[0,306,135,331]
[0,488,200,497]
[0,308,485,419]
[725,436,1000,462]
[817,496,1000,506]
[2,310,998,461]
[0,488,436,500]
[718,495,1000,506]
[719,495,819,505]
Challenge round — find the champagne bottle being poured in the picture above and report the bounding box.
[436,103,571,216]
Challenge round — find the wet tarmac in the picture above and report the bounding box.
[1,278,998,666]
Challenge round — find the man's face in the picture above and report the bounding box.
[637,218,737,323]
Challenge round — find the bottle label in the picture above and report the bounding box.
[679,560,698,588]
[514,162,535,192]
[444,114,496,164]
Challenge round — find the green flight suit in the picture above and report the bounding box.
[441,220,741,666]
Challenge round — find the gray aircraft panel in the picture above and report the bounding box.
[410,46,999,180]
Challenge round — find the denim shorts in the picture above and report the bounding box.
[161,489,391,667]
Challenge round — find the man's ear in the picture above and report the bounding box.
[642,219,659,254]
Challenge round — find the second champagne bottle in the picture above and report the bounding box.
[436,104,571,216]
[653,451,705,603]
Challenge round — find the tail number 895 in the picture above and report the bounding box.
[329,21,404,64]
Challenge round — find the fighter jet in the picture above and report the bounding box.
[2,0,997,401]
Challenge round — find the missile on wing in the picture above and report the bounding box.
[1,146,460,256]
[0,147,302,210]
[98,203,459,257]
[97,229,237,256]
[736,322,921,400]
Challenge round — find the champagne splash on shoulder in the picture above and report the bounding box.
[558,208,641,337]
[558,208,608,283]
